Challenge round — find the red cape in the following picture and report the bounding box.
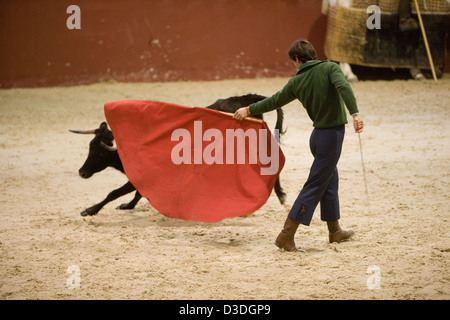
[104,100,285,223]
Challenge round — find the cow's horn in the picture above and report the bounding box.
[69,129,97,134]
[101,141,117,152]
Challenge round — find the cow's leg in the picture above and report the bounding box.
[117,191,142,210]
[410,68,424,80]
[339,62,358,83]
[274,177,286,205]
[81,181,136,216]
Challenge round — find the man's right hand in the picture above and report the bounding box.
[352,114,364,133]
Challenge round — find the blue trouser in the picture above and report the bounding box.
[288,125,345,226]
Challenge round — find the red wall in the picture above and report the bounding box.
[0,0,448,88]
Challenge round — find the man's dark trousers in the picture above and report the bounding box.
[288,125,345,226]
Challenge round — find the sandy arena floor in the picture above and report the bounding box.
[0,75,449,300]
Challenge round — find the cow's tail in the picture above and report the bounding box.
[274,108,286,143]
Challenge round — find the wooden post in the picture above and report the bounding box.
[414,0,438,82]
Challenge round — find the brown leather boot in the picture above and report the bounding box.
[275,217,300,251]
[327,221,355,243]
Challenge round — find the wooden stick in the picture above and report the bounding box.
[356,120,369,203]
[414,0,438,82]
[358,132,369,199]
[219,111,263,124]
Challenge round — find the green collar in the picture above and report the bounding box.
[296,60,325,75]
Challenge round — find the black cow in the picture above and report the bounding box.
[70,94,285,216]
[70,122,142,216]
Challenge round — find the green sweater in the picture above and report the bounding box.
[248,60,359,128]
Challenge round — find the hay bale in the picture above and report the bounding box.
[324,2,449,68]
[350,0,450,14]
[324,6,367,65]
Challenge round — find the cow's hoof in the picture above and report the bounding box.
[80,209,97,216]
[117,203,135,210]
[278,193,286,205]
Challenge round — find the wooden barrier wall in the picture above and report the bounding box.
[0,0,448,88]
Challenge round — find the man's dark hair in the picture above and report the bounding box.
[288,40,317,63]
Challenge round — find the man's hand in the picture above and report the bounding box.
[233,107,250,121]
[352,114,364,133]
